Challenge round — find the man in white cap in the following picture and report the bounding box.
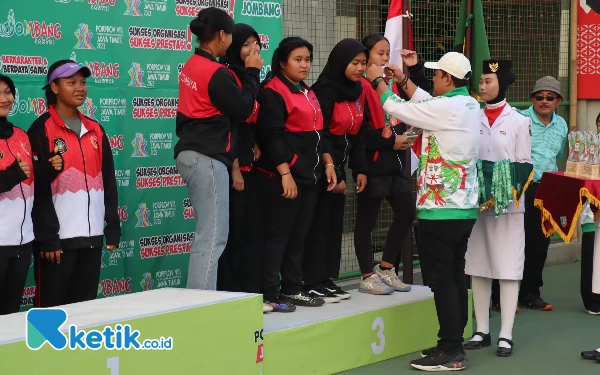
[366,51,480,372]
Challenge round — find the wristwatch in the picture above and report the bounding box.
[372,77,385,90]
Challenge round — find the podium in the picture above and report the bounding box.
[0,289,264,375]
[263,286,473,375]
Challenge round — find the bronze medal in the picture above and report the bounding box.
[382,126,392,139]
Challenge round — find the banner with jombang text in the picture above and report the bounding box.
[0,0,282,311]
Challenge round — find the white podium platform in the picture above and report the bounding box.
[0,288,264,375]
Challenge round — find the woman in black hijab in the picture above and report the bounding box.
[216,24,269,311]
[301,38,369,301]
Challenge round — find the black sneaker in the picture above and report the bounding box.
[264,296,296,313]
[282,291,325,307]
[519,295,553,311]
[410,351,467,371]
[420,346,441,358]
[302,284,342,303]
[322,279,352,300]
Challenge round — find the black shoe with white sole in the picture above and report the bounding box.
[302,284,341,303]
[582,349,600,360]
[282,291,326,307]
[410,350,467,371]
[322,279,352,300]
[421,346,441,358]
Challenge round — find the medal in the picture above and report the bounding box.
[382,127,392,139]
[361,72,399,139]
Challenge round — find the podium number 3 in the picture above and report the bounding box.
[371,317,385,355]
[107,357,119,375]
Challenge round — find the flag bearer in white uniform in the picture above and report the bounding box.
[464,60,533,358]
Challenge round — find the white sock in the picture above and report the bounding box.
[471,276,492,341]
[498,279,519,348]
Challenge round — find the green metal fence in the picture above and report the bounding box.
[281,0,571,277]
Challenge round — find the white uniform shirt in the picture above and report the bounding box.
[479,102,532,214]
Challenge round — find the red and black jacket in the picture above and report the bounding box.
[27,106,120,251]
[315,90,368,183]
[255,74,326,186]
[0,121,34,258]
[175,49,260,167]
[226,67,260,169]
[361,62,430,176]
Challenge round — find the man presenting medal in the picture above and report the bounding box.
[366,51,480,372]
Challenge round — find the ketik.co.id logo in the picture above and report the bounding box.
[26,308,173,350]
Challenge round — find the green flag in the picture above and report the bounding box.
[454,0,490,97]
[477,160,534,216]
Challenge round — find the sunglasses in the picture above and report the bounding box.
[534,95,556,102]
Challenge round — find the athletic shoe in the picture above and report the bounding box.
[519,295,553,311]
[302,284,342,303]
[264,296,296,313]
[374,265,412,292]
[282,291,325,307]
[586,309,600,316]
[263,303,273,313]
[421,346,441,358]
[410,351,467,371]
[359,274,395,295]
[581,349,600,360]
[322,279,352,300]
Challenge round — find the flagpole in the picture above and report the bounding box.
[465,0,473,61]
[400,0,414,285]
[464,0,474,288]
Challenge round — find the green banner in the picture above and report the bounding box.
[0,0,282,311]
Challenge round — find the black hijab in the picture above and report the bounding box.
[311,38,367,102]
[0,74,15,139]
[482,60,515,105]
[220,23,260,82]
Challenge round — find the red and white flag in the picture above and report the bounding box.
[384,0,419,174]
[384,0,414,69]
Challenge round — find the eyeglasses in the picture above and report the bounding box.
[534,95,556,102]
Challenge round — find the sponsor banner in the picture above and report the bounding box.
[578,2,600,99]
[1,1,282,310]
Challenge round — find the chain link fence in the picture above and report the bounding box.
[281,0,571,277]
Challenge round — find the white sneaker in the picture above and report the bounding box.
[359,274,395,295]
[586,309,600,316]
[263,303,273,313]
[374,265,412,292]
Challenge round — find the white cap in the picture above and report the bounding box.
[424,52,472,80]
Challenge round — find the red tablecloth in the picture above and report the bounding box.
[534,172,600,243]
